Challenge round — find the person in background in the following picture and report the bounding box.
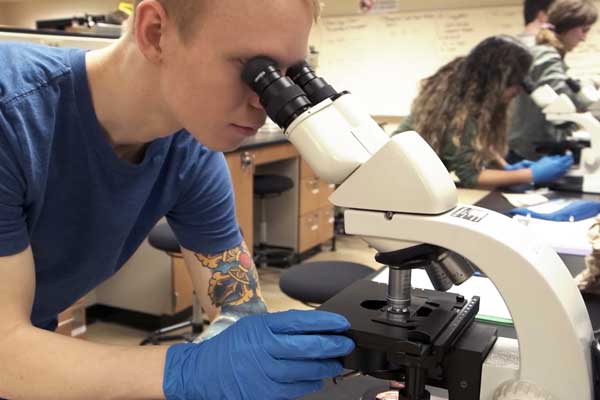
[0,0,354,399]
[519,0,556,46]
[393,35,573,189]
[360,0,376,12]
[509,0,598,161]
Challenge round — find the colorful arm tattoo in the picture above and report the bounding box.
[194,241,267,314]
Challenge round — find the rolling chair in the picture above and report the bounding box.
[279,261,374,306]
[253,174,296,267]
[140,223,206,345]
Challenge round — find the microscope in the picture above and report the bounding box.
[242,57,598,400]
[522,78,600,193]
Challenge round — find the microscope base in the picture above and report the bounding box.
[549,174,600,194]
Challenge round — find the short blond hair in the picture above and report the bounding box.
[132,0,322,41]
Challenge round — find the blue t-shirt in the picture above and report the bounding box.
[0,42,242,330]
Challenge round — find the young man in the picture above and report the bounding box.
[0,0,354,399]
[518,0,555,46]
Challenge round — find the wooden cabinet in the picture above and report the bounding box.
[226,143,334,256]
[226,150,255,249]
[172,254,194,313]
[298,160,335,253]
[56,297,87,338]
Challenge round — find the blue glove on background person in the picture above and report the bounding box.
[163,310,355,400]
[530,154,574,184]
[504,159,534,171]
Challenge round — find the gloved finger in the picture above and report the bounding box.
[264,310,351,334]
[266,359,344,382]
[267,332,355,359]
[558,158,574,168]
[521,160,535,167]
[275,380,324,399]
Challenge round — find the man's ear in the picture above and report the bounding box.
[537,10,549,23]
[134,0,169,64]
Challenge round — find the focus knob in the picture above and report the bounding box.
[493,380,553,400]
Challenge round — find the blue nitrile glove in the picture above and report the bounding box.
[509,199,600,221]
[530,154,574,184]
[163,310,355,400]
[504,159,534,171]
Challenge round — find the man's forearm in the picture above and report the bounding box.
[0,323,167,400]
[182,240,267,321]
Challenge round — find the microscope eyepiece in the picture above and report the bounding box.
[287,61,339,105]
[241,56,312,129]
[566,78,582,93]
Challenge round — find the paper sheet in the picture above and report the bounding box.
[501,192,549,208]
[511,216,594,256]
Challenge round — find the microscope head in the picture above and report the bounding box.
[241,57,457,218]
[521,77,577,114]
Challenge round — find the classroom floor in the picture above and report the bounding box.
[84,235,380,346]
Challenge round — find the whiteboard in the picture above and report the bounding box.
[311,2,600,117]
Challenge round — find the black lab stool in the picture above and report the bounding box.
[253,174,296,267]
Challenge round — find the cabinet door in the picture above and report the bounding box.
[299,178,321,216]
[319,182,336,208]
[319,206,335,243]
[298,212,321,252]
[172,255,194,313]
[226,151,255,249]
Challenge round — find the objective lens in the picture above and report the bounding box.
[287,61,339,105]
[241,56,312,129]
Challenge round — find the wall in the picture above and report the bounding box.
[322,0,521,16]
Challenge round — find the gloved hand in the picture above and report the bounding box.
[504,159,534,171]
[193,312,240,343]
[530,154,574,184]
[163,310,355,400]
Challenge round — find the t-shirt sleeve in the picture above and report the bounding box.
[0,110,29,256]
[391,115,414,136]
[166,150,242,254]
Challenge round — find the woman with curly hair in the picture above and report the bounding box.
[509,0,598,161]
[393,35,573,189]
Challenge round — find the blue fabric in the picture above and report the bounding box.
[0,42,242,330]
[508,199,600,221]
[163,310,355,400]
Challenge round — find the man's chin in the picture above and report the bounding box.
[209,137,248,153]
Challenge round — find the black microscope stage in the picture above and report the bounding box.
[318,279,498,400]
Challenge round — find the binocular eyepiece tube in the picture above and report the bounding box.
[241,56,339,129]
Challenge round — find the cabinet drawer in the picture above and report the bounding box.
[299,178,321,215]
[319,182,336,208]
[298,212,321,252]
[300,159,317,180]
[319,207,335,243]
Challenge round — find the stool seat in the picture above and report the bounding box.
[254,174,294,196]
[148,223,180,254]
[279,261,373,304]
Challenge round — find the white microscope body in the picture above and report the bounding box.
[284,92,595,400]
[531,83,600,193]
[242,58,596,399]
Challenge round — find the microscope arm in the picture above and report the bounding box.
[341,205,594,400]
